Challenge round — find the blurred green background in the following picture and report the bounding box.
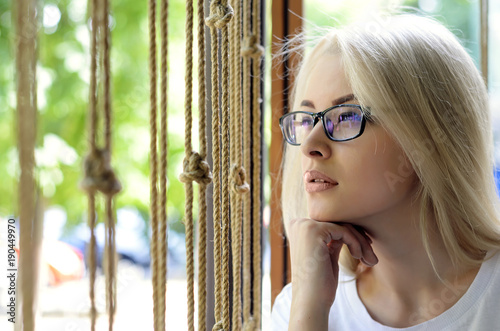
[0,0,190,234]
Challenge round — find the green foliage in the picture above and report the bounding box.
[0,0,17,217]
[1,0,190,231]
[304,0,480,67]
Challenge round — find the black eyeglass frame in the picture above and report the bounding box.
[279,104,369,146]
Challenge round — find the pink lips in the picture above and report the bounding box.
[303,170,338,193]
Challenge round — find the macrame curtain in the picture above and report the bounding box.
[176,0,264,329]
[147,0,264,329]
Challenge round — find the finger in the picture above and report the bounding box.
[325,224,364,261]
[344,224,378,266]
[353,224,373,244]
[328,242,341,274]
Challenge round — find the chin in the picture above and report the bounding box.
[307,198,338,222]
[307,209,340,222]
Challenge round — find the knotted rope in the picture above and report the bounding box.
[229,0,246,328]
[206,0,233,329]
[212,320,226,331]
[231,165,250,195]
[103,0,119,329]
[206,1,234,29]
[181,0,215,329]
[241,34,264,59]
[196,0,209,329]
[86,1,99,328]
[81,148,122,195]
[243,316,257,331]
[179,152,213,185]
[81,0,121,329]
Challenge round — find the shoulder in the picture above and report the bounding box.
[271,283,293,330]
[481,249,500,288]
[446,250,500,329]
[270,270,357,331]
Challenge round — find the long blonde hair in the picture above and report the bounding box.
[281,14,500,275]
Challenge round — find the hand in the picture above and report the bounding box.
[287,218,378,330]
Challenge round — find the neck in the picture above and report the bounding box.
[353,193,480,327]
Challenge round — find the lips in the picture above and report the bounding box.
[303,170,338,193]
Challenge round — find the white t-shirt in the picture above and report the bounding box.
[271,251,500,330]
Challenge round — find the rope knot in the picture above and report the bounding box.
[80,148,122,195]
[179,152,213,185]
[205,1,234,29]
[212,321,226,331]
[241,35,264,59]
[243,317,260,331]
[230,164,250,194]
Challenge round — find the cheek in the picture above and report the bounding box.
[352,147,417,209]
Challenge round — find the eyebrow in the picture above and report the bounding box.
[300,94,356,108]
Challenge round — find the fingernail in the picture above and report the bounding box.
[361,257,373,267]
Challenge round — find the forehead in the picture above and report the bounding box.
[299,54,353,108]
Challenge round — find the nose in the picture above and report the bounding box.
[300,121,332,159]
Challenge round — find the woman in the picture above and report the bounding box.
[271,14,500,330]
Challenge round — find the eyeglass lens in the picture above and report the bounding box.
[283,106,363,144]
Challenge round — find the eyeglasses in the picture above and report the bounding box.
[279,104,370,146]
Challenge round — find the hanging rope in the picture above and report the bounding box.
[229,0,249,330]
[242,0,252,326]
[147,0,169,328]
[197,0,210,329]
[102,4,118,328]
[182,0,195,329]
[147,0,160,324]
[81,0,121,329]
[159,0,169,329]
[206,2,223,326]
[201,0,262,329]
[104,197,117,330]
[218,2,233,329]
[251,0,263,326]
[86,2,99,326]
[88,191,97,329]
[178,0,214,329]
[16,0,39,328]
[206,1,234,330]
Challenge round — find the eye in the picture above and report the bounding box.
[300,117,313,127]
[338,111,362,123]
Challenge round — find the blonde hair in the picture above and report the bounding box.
[281,14,500,275]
